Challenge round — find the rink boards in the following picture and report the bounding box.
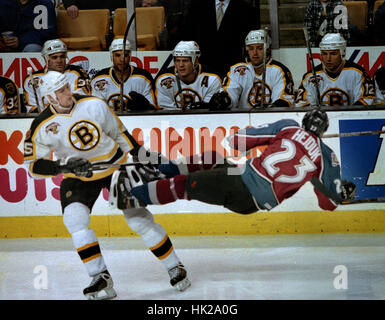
[1,110,385,238]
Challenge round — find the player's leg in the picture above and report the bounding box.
[61,177,116,300]
[122,207,191,291]
[130,167,258,214]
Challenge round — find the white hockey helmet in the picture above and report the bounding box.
[319,33,346,58]
[39,71,70,103]
[172,41,201,63]
[41,39,67,61]
[109,38,132,60]
[245,29,271,48]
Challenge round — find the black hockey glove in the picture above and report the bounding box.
[132,145,169,167]
[208,91,231,110]
[127,91,153,111]
[135,163,166,183]
[341,180,356,201]
[58,157,93,178]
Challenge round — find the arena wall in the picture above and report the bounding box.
[1,110,385,238]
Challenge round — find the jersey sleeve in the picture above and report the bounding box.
[90,75,109,101]
[314,143,342,211]
[155,74,178,109]
[72,67,91,95]
[0,78,20,114]
[202,74,222,103]
[223,65,247,108]
[228,119,300,152]
[98,98,140,153]
[352,69,376,106]
[295,73,314,107]
[270,65,295,107]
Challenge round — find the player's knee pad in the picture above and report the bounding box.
[123,207,154,235]
[63,202,90,234]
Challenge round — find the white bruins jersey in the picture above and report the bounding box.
[223,59,295,109]
[91,66,156,111]
[155,64,222,110]
[375,80,385,105]
[24,94,135,181]
[295,60,375,107]
[0,76,20,114]
[23,65,91,113]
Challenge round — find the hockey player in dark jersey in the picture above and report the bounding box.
[23,71,190,300]
[0,75,20,114]
[22,39,91,113]
[91,38,157,112]
[296,33,375,107]
[126,109,356,214]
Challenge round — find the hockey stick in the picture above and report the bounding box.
[322,129,385,139]
[92,161,150,171]
[260,27,268,109]
[310,177,342,204]
[120,11,136,112]
[175,70,185,110]
[27,67,41,113]
[341,197,385,205]
[303,27,321,108]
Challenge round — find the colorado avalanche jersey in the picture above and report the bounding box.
[22,65,91,113]
[0,76,20,114]
[228,119,342,211]
[223,59,295,109]
[91,66,156,111]
[24,94,135,181]
[155,64,222,110]
[295,61,375,107]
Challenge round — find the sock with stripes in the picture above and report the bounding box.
[130,174,188,205]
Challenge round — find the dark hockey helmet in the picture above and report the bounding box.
[302,109,329,137]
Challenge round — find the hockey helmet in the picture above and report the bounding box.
[319,33,346,58]
[245,30,271,48]
[302,109,329,137]
[39,71,70,103]
[109,38,132,60]
[172,41,201,63]
[41,39,67,61]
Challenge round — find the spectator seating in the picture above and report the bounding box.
[373,0,385,19]
[57,9,110,51]
[113,7,165,51]
[344,1,368,31]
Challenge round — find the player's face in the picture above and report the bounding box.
[112,50,131,72]
[321,49,343,73]
[47,52,67,73]
[54,83,73,109]
[174,57,195,79]
[247,44,265,66]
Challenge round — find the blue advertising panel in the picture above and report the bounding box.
[339,119,385,200]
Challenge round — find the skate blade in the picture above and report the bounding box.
[173,277,191,292]
[85,288,117,300]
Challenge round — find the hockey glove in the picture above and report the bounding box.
[127,91,153,110]
[208,91,231,110]
[341,180,356,201]
[59,157,93,178]
[135,163,166,183]
[132,145,169,167]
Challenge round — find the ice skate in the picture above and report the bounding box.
[83,270,117,300]
[168,263,191,291]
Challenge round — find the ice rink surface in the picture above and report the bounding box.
[1,233,385,300]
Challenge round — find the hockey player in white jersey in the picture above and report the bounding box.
[22,39,91,113]
[373,67,385,105]
[155,41,225,110]
[220,29,295,109]
[295,33,375,107]
[23,71,190,300]
[91,38,157,112]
